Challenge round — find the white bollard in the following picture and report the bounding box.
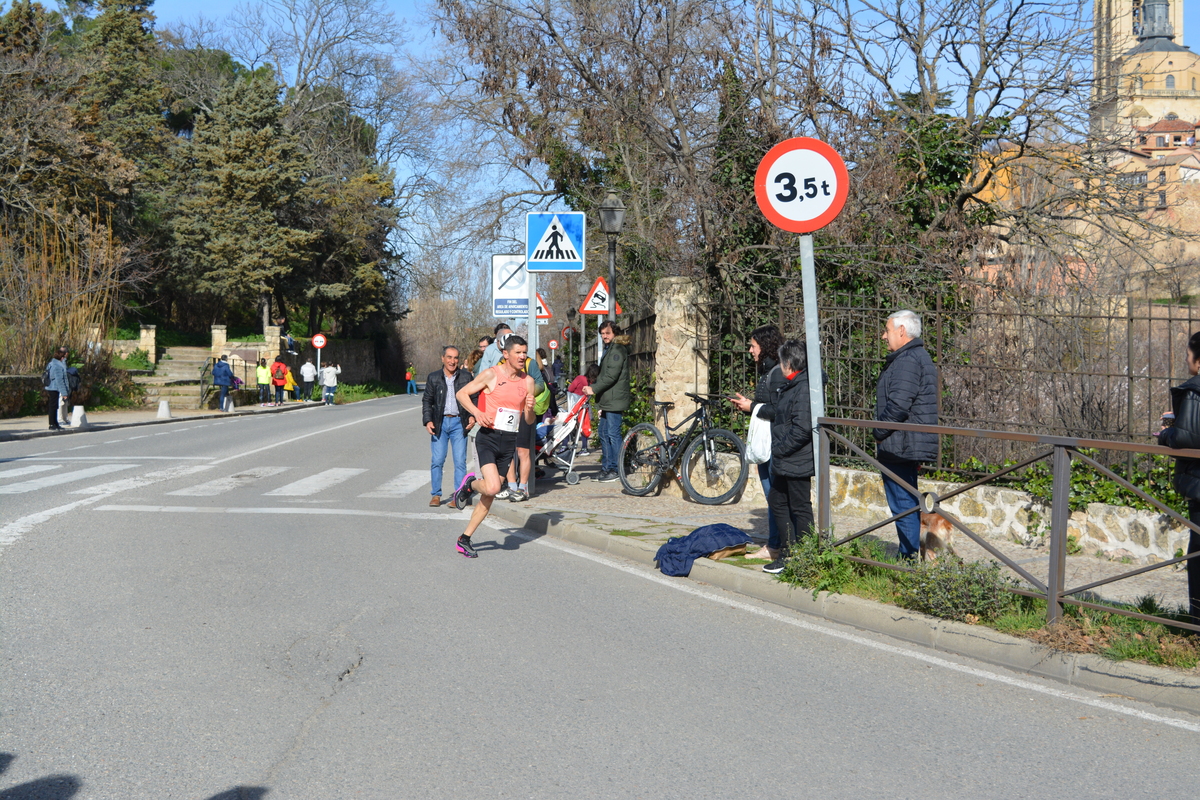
[224,395,235,412]
[69,406,89,429]
[157,399,172,419]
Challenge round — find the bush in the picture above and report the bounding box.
[896,556,1017,623]
[778,534,855,595]
[112,349,153,371]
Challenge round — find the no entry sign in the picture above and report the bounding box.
[754,138,849,233]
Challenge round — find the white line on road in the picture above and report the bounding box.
[264,468,367,497]
[0,496,107,546]
[96,505,450,521]
[0,464,60,479]
[208,406,417,465]
[359,470,428,498]
[12,456,214,461]
[71,464,217,496]
[0,464,137,494]
[480,519,1200,735]
[167,467,290,497]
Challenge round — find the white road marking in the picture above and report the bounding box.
[0,464,61,479]
[71,464,216,495]
[208,407,417,465]
[478,518,1200,735]
[264,468,366,496]
[167,467,289,497]
[359,470,428,498]
[0,496,108,546]
[0,464,137,494]
[96,505,449,521]
[67,445,95,451]
[125,435,150,440]
[14,456,213,461]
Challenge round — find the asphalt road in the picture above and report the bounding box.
[1,394,1198,798]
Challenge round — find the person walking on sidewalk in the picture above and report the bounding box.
[873,310,939,560]
[212,355,235,412]
[762,339,816,575]
[423,346,474,507]
[43,346,70,431]
[321,362,341,405]
[450,336,536,558]
[299,358,317,402]
[583,321,630,482]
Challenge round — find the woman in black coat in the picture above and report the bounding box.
[1156,330,1200,626]
[762,339,815,575]
[730,325,787,560]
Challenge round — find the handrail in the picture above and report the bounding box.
[815,416,1200,634]
[199,359,212,407]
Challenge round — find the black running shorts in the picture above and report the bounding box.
[476,426,518,478]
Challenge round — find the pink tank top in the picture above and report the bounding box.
[480,365,528,427]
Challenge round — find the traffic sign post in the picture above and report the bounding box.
[578,276,622,315]
[755,137,849,533]
[492,255,528,317]
[312,333,328,383]
[548,339,558,350]
[536,293,552,325]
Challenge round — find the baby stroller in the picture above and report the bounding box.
[538,394,592,485]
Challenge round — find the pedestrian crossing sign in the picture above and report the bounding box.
[526,212,586,272]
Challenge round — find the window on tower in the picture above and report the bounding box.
[1167,75,1176,89]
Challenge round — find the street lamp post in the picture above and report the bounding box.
[597,191,626,323]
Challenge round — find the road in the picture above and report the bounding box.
[1,394,1197,798]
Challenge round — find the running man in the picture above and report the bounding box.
[451,335,537,558]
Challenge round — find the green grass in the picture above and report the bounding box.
[333,381,403,404]
[611,529,650,537]
[111,349,153,371]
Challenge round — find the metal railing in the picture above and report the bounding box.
[816,417,1200,633]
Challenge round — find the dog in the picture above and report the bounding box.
[919,512,956,562]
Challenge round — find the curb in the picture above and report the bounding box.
[488,502,1200,717]
[0,402,313,443]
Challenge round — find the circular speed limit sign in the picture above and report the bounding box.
[754,138,849,233]
[311,334,327,349]
[548,339,559,350]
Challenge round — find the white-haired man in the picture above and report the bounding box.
[874,310,939,559]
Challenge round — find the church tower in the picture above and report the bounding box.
[1093,0,1200,134]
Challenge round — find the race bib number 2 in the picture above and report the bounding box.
[494,406,521,433]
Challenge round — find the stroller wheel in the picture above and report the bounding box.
[565,471,581,485]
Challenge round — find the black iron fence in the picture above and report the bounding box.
[699,281,1200,475]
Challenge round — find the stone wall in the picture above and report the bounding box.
[826,465,1192,564]
[653,277,708,406]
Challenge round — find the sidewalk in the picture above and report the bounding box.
[519,452,1190,610]
[0,401,311,443]
[485,454,1200,716]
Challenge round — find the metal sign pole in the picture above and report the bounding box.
[799,234,826,531]
[527,274,539,498]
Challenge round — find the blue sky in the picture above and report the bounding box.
[150,0,433,42]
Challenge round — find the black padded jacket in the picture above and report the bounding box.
[770,369,815,478]
[1160,374,1200,499]
[873,337,939,463]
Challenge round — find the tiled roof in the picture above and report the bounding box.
[1137,119,1198,133]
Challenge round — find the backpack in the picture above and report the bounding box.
[42,364,52,390]
[66,366,81,394]
[273,363,287,380]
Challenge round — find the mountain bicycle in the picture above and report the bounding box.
[617,392,748,505]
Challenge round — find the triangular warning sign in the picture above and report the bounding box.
[536,293,552,319]
[579,277,622,315]
[529,215,580,261]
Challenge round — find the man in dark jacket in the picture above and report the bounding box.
[584,320,631,482]
[212,355,235,412]
[763,339,815,574]
[423,346,475,507]
[874,310,939,559]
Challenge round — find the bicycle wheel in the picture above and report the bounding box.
[680,428,748,505]
[619,422,666,495]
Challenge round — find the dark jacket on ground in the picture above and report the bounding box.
[422,368,475,436]
[873,337,939,463]
[212,360,234,387]
[655,523,753,577]
[1160,374,1200,498]
[593,334,631,413]
[771,368,815,478]
[752,356,786,421]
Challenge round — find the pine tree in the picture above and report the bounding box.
[171,75,319,330]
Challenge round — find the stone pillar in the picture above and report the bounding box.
[265,324,282,358]
[653,277,710,500]
[139,324,157,364]
[210,325,227,359]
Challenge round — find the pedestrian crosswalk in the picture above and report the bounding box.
[0,461,436,502]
